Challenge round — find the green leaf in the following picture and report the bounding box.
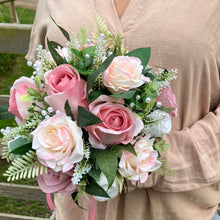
[50,41,63,49]
[34,76,41,90]
[27,87,39,97]
[142,68,155,80]
[87,50,116,92]
[20,94,34,102]
[71,48,84,62]
[88,90,104,102]
[112,143,137,156]
[64,100,74,120]
[116,173,124,193]
[0,111,15,120]
[157,106,175,114]
[96,149,118,188]
[85,177,110,198]
[77,106,102,127]
[88,166,101,182]
[84,58,93,69]
[76,69,93,76]
[85,46,96,58]
[111,90,136,99]
[79,70,94,76]
[153,140,169,152]
[126,47,151,68]
[47,38,65,66]
[71,192,86,210]
[50,16,70,41]
[8,137,32,155]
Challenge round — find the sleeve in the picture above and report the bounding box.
[138,104,220,192]
[25,0,50,62]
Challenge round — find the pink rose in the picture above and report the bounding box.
[118,136,161,184]
[37,168,76,195]
[44,64,88,118]
[156,86,177,117]
[87,95,144,149]
[103,56,149,93]
[9,76,37,122]
[32,114,84,172]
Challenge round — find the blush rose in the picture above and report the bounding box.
[37,168,77,195]
[118,136,161,184]
[44,64,88,119]
[156,86,177,117]
[9,76,37,123]
[87,95,144,149]
[103,56,149,93]
[31,114,84,172]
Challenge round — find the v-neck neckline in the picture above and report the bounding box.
[95,0,152,37]
[112,0,131,21]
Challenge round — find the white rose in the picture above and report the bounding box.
[93,173,119,202]
[118,136,161,184]
[31,114,84,172]
[103,56,148,93]
[144,110,172,137]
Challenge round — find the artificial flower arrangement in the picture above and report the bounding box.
[0,14,177,210]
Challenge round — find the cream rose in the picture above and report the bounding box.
[118,136,161,184]
[31,114,84,172]
[103,56,148,93]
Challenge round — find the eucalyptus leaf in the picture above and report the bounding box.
[85,177,110,198]
[8,137,32,155]
[96,149,118,188]
[153,140,169,152]
[87,50,116,92]
[50,16,70,41]
[126,47,151,68]
[77,106,102,127]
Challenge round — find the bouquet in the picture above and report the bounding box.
[0,14,177,211]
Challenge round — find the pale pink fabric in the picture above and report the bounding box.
[26,0,220,219]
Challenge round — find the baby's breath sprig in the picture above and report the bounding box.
[65,33,81,65]
[71,143,91,185]
[92,33,107,70]
[33,45,56,79]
